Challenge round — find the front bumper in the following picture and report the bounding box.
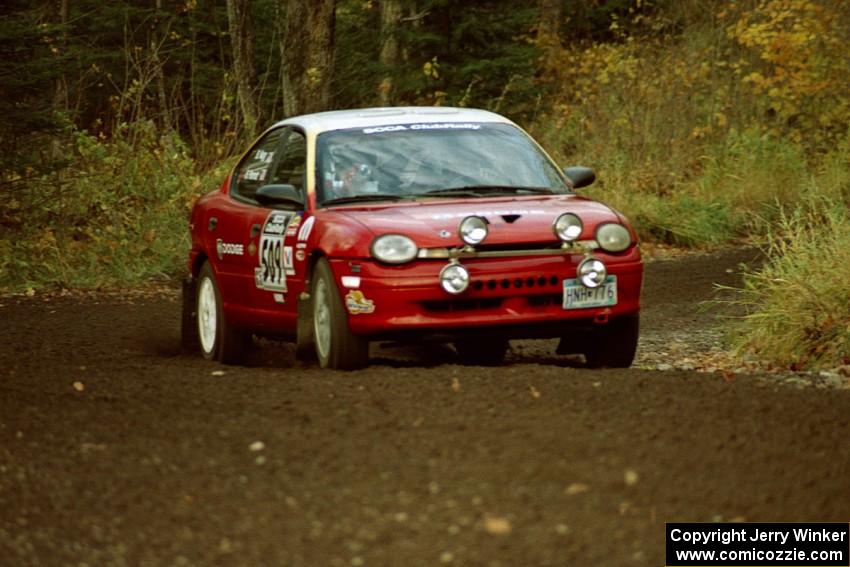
[329,250,643,340]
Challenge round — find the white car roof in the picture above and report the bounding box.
[273,106,515,136]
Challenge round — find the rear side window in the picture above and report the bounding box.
[233,128,285,201]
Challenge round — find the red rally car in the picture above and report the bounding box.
[181,107,643,370]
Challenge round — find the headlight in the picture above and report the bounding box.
[371,234,418,264]
[577,257,607,288]
[596,223,632,252]
[553,213,583,242]
[459,216,488,246]
[440,263,470,294]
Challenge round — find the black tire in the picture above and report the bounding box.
[180,275,200,353]
[311,258,369,370]
[454,339,509,366]
[196,261,250,365]
[294,291,317,362]
[584,313,639,368]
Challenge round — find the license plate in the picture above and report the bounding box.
[563,276,617,309]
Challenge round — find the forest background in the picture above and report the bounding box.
[1,0,848,370]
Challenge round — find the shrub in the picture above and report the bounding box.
[0,121,228,292]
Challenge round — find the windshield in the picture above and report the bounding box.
[315,122,570,205]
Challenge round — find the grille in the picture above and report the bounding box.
[421,298,503,312]
[420,274,564,313]
[527,294,563,307]
[472,275,560,291]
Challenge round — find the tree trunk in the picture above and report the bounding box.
[151,0,171,129]
[52,0,69,112]
[378,0,402,106]
[537,0,562,75]
[279,0,336,116]
[226,0,259,136]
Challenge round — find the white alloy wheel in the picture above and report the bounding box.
[313,276,332,361]
[197,275,218,357]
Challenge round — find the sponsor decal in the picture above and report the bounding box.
[283,246,295,276]
[248,242,257,256]
[273,293,285,304]
[216,239,244,260]
[345,290,375,315]
[295,250,306,262]
[297,216,316,242]
[285,214,302,237]
[439,229,451,238]
[362,123,481,134]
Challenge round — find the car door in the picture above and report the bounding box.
[206,127,287,325]
[245,128,309,332]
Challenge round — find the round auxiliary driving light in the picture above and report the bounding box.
[577,257,607,289]
[596,223,632,252]
[440,263,470,295]
[459,216,488,246]
[553,213,583,242]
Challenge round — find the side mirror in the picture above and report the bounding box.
[563,167,596,189]
[255,184,304,208]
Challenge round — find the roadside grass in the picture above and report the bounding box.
[723,194,850,371]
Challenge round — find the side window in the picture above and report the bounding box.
[233,128,285,201]
[270,130,306,192]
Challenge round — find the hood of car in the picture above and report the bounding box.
[329,194,621,248]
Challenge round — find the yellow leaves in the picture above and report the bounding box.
[423,57,440,80]
[743,71,768,92]
[305,66,322,88]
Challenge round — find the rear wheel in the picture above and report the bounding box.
[196,261,250,365]
[312,258,369,370]
[583,314,639,368]
[454,339,509,366]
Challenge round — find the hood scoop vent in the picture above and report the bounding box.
[501,214,521,224]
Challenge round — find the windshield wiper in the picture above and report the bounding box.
[423,185,555,197]
[321,193,407,207]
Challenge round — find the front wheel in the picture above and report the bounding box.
[196,261,250,365]
[312,258,369,370]
[583,314,639,368]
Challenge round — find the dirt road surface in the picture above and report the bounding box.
[1,249,848,566]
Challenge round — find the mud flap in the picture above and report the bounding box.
[295,292,316,361]
[180,275,200,352]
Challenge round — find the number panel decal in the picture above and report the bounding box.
[255,212,295,292]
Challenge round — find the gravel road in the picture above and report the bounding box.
[1,248,848,566]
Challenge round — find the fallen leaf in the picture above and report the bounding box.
[624,469,639,486]
[73,381,85,392]
[483,515,512,535]
[451,377,461,392]
[249,441,265,452]
[211,370,226,377]
[529,386,541,399]
[565,483,590,495]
